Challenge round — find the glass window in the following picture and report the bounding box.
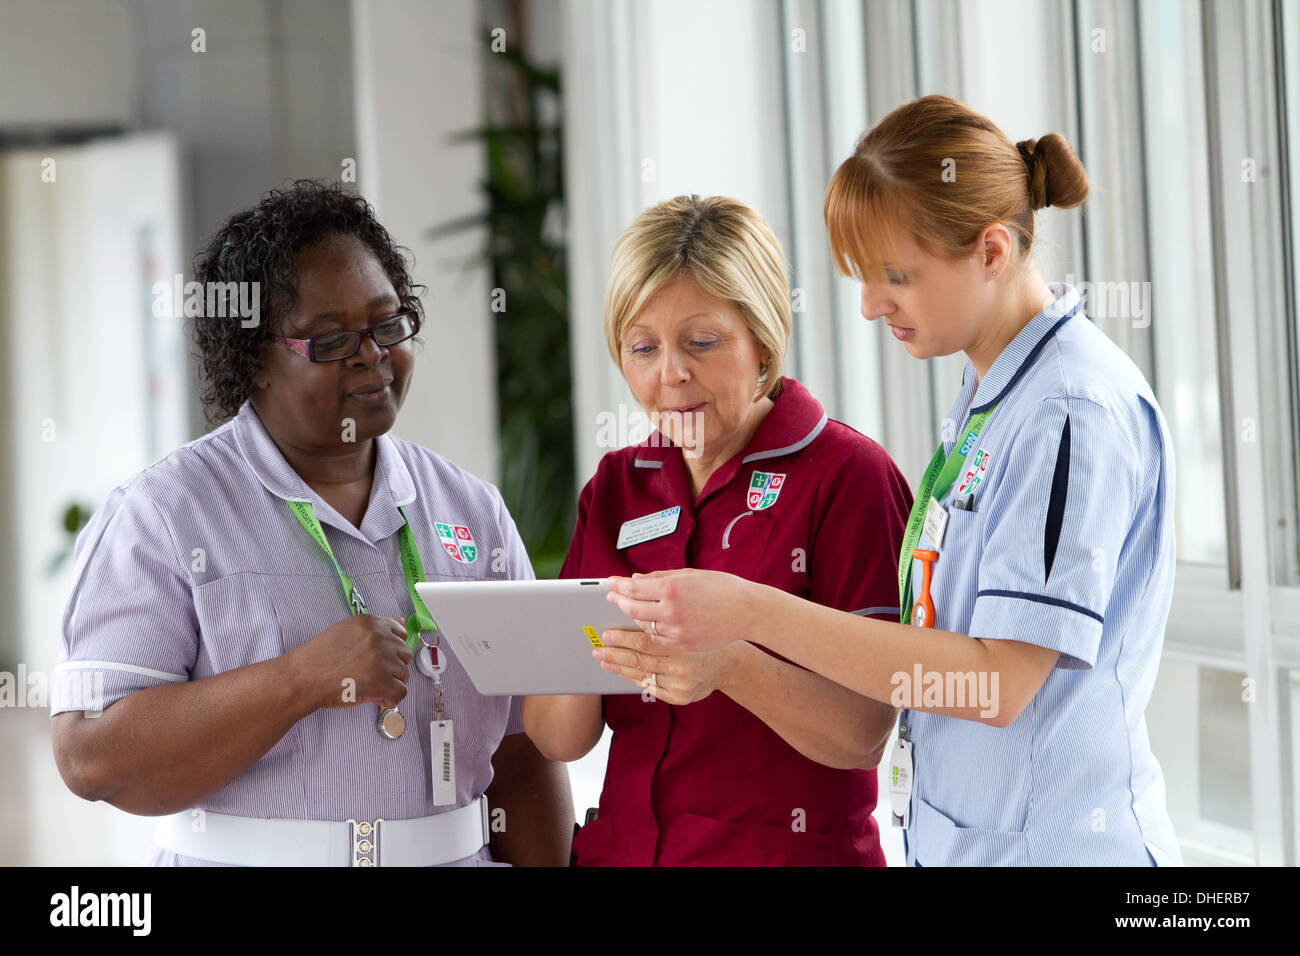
[1280,0,1300,584]
[1138,0,1229,566]
[1146,657,1255,863]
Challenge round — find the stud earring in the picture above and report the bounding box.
[992,270,998,277]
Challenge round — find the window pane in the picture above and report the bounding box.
[1138,0,1229,565]
[1281,0,1300,583]
[1145,657,1254,863]
[1075,0,1155,382]
[1197,666,1252,831]
[1289,669,1300,864]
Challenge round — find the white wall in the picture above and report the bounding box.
[0,134,186,866]
[957,0,1083,284]
[561,0,790,485]
[352,0,499,484]
[0,135,186,674]
[134,0,359,437]
[0,0,138,129]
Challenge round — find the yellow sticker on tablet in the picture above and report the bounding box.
[583,626,604,648]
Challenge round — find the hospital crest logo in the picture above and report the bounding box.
[435,522,477,564]
[956,449,990,496]
[747,471,786,511]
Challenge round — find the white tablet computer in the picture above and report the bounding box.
[412,579,643,695]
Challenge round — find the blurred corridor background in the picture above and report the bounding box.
[1,0,1298,867]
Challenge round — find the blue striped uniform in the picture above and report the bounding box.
[54,399,529,865]
[902,282,1182,866]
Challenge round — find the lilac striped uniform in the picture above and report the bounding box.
[902,283,1182,866]
[54,400,531,865]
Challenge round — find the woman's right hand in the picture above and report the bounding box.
[287,614,413,712]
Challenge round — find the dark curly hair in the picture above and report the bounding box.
[190,179,425,424]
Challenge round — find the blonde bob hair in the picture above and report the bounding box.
[603,194,792,402]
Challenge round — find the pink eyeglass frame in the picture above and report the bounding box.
[270,308,421,362]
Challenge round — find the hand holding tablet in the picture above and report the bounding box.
[412,579,644,695]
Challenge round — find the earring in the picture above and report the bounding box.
[992,270,998,278]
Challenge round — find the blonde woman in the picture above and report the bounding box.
[605,96,1182,867]
[524,195,912,865]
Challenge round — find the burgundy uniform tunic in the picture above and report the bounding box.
[563,377,912,865]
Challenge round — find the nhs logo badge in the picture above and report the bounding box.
[747,471,786,511]
[959,432,978,456]
[435,522,477,563]
[956,449,990,496]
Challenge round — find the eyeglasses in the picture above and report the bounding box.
[271,309,421,362]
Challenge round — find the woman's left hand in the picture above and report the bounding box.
[604,568,761,651]
[594,627,734,705]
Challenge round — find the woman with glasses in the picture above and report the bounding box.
[50,180,573,866]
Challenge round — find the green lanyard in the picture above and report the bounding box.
[288,500,437,652]
[896,405,998,624]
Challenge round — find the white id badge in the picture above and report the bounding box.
[616,506,681,550]
[431,720,456,806]
[922,498,949,549]
[889,739,913,829]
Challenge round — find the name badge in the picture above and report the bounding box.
[431,720,456,806]
[923,497,949,549]
[616,506,681,550]
[889,738,913,829]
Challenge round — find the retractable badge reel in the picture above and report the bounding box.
[890,737,913,829]
[415,627,457,807]
[416,632,446,679]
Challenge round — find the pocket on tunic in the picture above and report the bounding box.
[192,573,288,673]
[922,505,986,631]
[421,565,483,584]
[925,499,986,554]
[571,811,615,866]
[713,509,777,579]
[660,811,843,866]
[619,532,688,575]
[911,793,1029,866]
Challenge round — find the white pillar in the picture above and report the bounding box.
[561,0,790,484]
[352,0,500,484]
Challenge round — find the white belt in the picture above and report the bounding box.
[154,796,490,867]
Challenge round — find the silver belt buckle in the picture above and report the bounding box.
[347,818,384,867]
